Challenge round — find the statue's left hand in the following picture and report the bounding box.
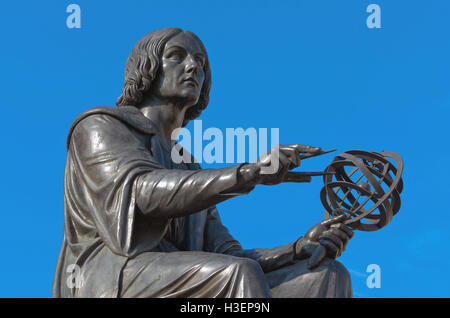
[294,214,354,269]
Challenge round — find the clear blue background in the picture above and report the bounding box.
[1,0,449,297]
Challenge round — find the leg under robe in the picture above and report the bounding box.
[119,251,352,298]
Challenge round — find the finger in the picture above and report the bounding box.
[325,228,350,250]
[307,245,327,270]
[276,152,291,180]
[279,147,301,169]
[320,214,348,227]
[319,232,344,252]
[326,227,350,244]
[279,144,302,154]
[277,151,291,171]
[288,144,322,154]
[319,238,340,258]
[330,223,354,239]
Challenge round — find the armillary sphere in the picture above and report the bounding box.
[320,150,404,231]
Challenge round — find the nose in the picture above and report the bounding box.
[185,54,199,74]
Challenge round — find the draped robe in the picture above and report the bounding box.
[52,106,352,298]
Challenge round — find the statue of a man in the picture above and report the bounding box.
[53,27,354,298]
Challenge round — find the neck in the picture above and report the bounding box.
[138,95,187,142]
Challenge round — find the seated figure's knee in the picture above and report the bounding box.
[234,258,264,277]
[318,258,351,280]
[317,258,353,297]
[266,258,352,298]
[232,257,271,298]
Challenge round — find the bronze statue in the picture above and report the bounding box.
[53,27,355,298]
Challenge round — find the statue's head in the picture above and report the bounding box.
[116,27,211,127]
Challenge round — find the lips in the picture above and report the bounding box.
[182,77,198,87]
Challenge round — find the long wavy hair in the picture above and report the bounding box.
[116,27,212,127]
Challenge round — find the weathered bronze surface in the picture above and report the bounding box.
[52,27,394,298]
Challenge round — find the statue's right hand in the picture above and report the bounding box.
[253,144,321,185]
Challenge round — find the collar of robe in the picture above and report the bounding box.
[66,106,159,150]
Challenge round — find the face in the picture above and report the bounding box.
[151,31,206,107]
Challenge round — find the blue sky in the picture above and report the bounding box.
[0,1,449,297]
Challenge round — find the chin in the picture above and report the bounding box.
[177,91,200,107]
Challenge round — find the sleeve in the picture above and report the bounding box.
[135,165,256,218]
[69,114,255,256]
[203,206,297,273]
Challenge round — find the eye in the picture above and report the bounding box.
[167,50,185,61]
[195,55,205,68]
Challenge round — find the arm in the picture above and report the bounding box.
[73,114,257,220]
[135,165,257,218]
[136,142,323,219]
[72,116,324,257]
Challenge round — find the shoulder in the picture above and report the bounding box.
[73,112,127,138]
[69,115,140,158]
[67,106,157,150]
